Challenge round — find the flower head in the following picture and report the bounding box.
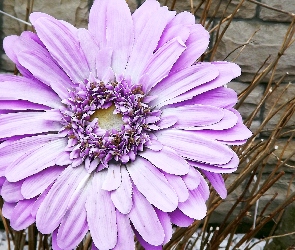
[0,0,251,249]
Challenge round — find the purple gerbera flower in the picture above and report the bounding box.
[0,0,251,249]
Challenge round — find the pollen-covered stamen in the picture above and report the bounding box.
[61,78,161,170]
[90,105,123,131]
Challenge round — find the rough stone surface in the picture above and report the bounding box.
[260,0,295,22]
[263,84,295,132]
[265,204,295,249]
[160,0,257,19]
[213,21,295,83]
[228,81,264,119]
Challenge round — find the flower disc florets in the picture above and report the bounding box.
[61,78,158,170]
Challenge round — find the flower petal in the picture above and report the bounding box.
[172,24,210,71]
[127,157,178,212]
[178,189,207,220]
[155,208,172,244]
[17,44,71,99]
[2,202,16,219]
[57,188,89,249]
[157,130,234,165]
[128,186,165,246]
[157,11,194,49]
[162,62,241,106]
[171,86,237,109]
[113,211,135,250]
[105,0,134,74]
[10,199,36,230]
[150,63,219,107]
[194,118,252,142]
[6,138,67,182]
[102,162,122,191]
[0,100,50,111]
[0,134,59,175]
[168,208,194,227]
[0,76,60,108]
[1,180,24,203]
[165,174,189,202]
[202,170,227,199]
[142,37,186,92]
[161,104,224,128]
[36,166,88,234]
[126,5,175,83]
[78,28,99,75]
[111,166,133,214]
[139,146,189,175]
[21,166,64,199]
[182,166,201,190]
[86,171,117,250]
[31,15,89,83]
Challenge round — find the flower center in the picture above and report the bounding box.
[60,78,161,171]
[90,105,123,131]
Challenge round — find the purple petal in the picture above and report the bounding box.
[155,208,172,244]
[128,186,165,246]
[102,163,122,191]
[178,189,207,220]
[189,153,239,173]
[191,108,238,131]
[6,138,67,182]
[3,35,36,78]
[78,28,99,74]
[162,62,241,106]
[21,166,64,199]
[111,166,133,214]
[140,146,189,175]
[31,15,89,83]
[0,111,62,140]
[193,119,252,142]
[168,208,194,227]
[96,48,113,80]
[10,199,36,230]
[0,134,59,175]
[127,157,178,212]
[0,76,61,108]
[126,5,175,83]
[161,104,224,128]
[197,176,210,201]
[171,86,237,109]
[88,0,108,47]
[150,63,219,107]
[31,185,51,218]
[157,115,178,129]
[157,130,234,165]
[172,24,210,71]
[105,0,134,74]
[36,166,89,234]
[113,211,134,250]
[1,180,24,203]
[52,230,63,250]
[134,228,162,250]
[17,41,72,99]
[2,202,16,219]
[202,170,227,199]
[165,174,189,202]
[143,37,186,92]
[157,11,194,49]
[86,171,117,250]
[182,166,201,190]
[57,189,88,249]
[0,100,50,111]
